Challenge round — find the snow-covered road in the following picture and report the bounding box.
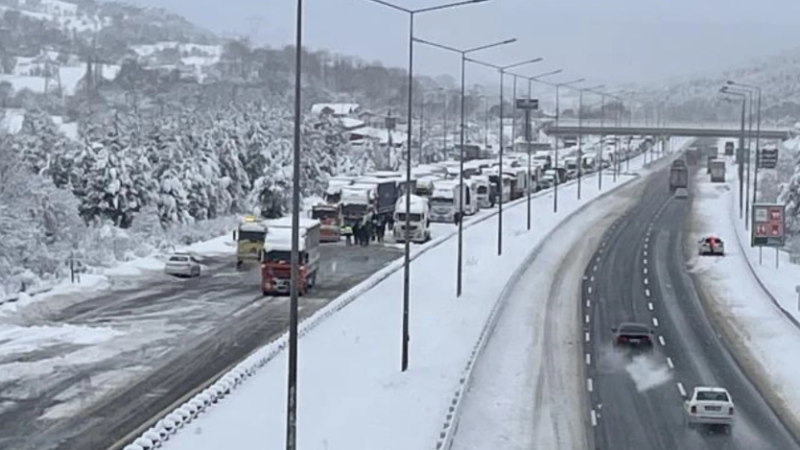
[449,166,647,450]
[688,162,800,438]
[155,146,675,450]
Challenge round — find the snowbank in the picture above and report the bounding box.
[687,165,800,435]
[150,148,674,450]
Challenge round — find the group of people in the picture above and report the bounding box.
[341,215,393,246]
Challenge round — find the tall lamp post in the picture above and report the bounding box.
[728,80,762,233]
[465,55,544,255]
[412,35,517,298]
[287,1,304,449]
[604,92,624,181]
[361,0,489,373]
[721,86,748,220]
[549,77,585,213]
[522,69,562,230]
[573,84,605,200]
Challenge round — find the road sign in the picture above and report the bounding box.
[758,147,779,169]
[516,98,539,110]
[752,203,786,247]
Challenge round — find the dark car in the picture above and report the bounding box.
[612,322,655,349]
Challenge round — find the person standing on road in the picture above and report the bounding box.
[352,222,361,247]
[362,219,372,247]
[454,210,462,226]
[342,224,353,246]
[376,218,386,243]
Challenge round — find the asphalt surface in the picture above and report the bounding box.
[583,142,800,450]
[0,241,402,450]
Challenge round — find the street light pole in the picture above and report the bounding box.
[729,81,763,237]
[543,76,584,213]
[465,55,544,256]
[362,0,490,373]
[573,84,604,200]
[722,87,747,220]
[413,35,516,298]
[286,1,303,449]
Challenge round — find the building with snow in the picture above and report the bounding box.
[311,103,361,118]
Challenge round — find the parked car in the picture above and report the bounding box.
[684,386,735,433]
[674,187,689,199]
[164,253,202,277]
[611,322,655,350]
[698,236,725,256]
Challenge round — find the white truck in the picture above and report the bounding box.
[261,217,321,296]
[324,176,356,204]
[429,180,461,222]
[471,175,492,208]
[393,195,431,243]
[340,185,376,227]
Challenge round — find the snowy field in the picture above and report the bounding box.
[687,164,800,435]
[155,146,674,450]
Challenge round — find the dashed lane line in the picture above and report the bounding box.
[652,317,659,327]
[586,353,592,365]
[677,382,687,398]
[587,378,594,392]
[648,302,654,311]
[667,357,675,369]
[659,335,666,346]
[591,409,598,427]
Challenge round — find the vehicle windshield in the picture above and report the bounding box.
[238,230,266,242]
[620,324,650,334]
[396,213,423,222]
[696,391,730,402]
[312,209,338,220]
[477,186,488,194]
[430,197,453,205]
[169,256,189,262]
[263,250,304,263]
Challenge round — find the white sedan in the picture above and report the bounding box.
[684,386,735,432]
[164,253,202,278]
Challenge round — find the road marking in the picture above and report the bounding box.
[596,256,601,262]
[652,317,659,327]
[593,265,598,272]
[643,267,648,275]
[659,336,666,346]
[587,378,594,392]
[591,409,598,427]
[590,275,595,282]
[645,288,651,297]
[677,382,687,398]
[643,258,648,265]
[643,249,648,257]
[644,278,649,285]
[667,357,674,369]
[585,314,591,324]
[588,286,593,294]
[586,299,591,308]
[648,302,654,311]
[585,332,591,342]
[586,353,592,365]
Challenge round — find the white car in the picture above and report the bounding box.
[164,253,201,278]
[698,236,725,256]
[684,386,734,432]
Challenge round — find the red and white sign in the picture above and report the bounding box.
[753,205,784,239]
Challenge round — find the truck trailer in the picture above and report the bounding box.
[260,217,321,296]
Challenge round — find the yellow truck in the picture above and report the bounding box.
[233,216,268,268]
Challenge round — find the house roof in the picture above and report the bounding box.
[339,117,366,130]
[311,103,360,116]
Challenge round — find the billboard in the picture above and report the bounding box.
[757,147,779,169]
[752,204,786,247]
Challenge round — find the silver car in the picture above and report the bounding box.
[165,253,202,277]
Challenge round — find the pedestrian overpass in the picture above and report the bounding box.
[543,120,792,140]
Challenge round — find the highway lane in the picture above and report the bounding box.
[583,153,800,450]
[0,241,403,450]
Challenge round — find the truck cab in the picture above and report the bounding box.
[233,217,268,268]
[310,203,342,242]
[260,218,321,296]
[393,195,431,243]
[340,185,376,227]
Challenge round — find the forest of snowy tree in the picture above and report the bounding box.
[0,103,387,295]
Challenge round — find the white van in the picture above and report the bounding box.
[393,195,431,243]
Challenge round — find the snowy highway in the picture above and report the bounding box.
[584,143,800,450]
[0,242,403,450]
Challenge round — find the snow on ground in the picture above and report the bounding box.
[0,65,119,96]
[687,163,800,434]
[159,148,672,450]
[0,109,24,134]
[0,229,236,312]
[450,175,640,450]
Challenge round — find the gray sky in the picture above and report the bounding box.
[135,0,800,87]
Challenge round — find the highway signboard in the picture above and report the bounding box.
[752,203,786,247]
[758,147,779,169]
[515,98,539,110]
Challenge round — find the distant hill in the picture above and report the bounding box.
[631,48,800,126]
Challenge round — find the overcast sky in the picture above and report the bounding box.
[134,0,800,87]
